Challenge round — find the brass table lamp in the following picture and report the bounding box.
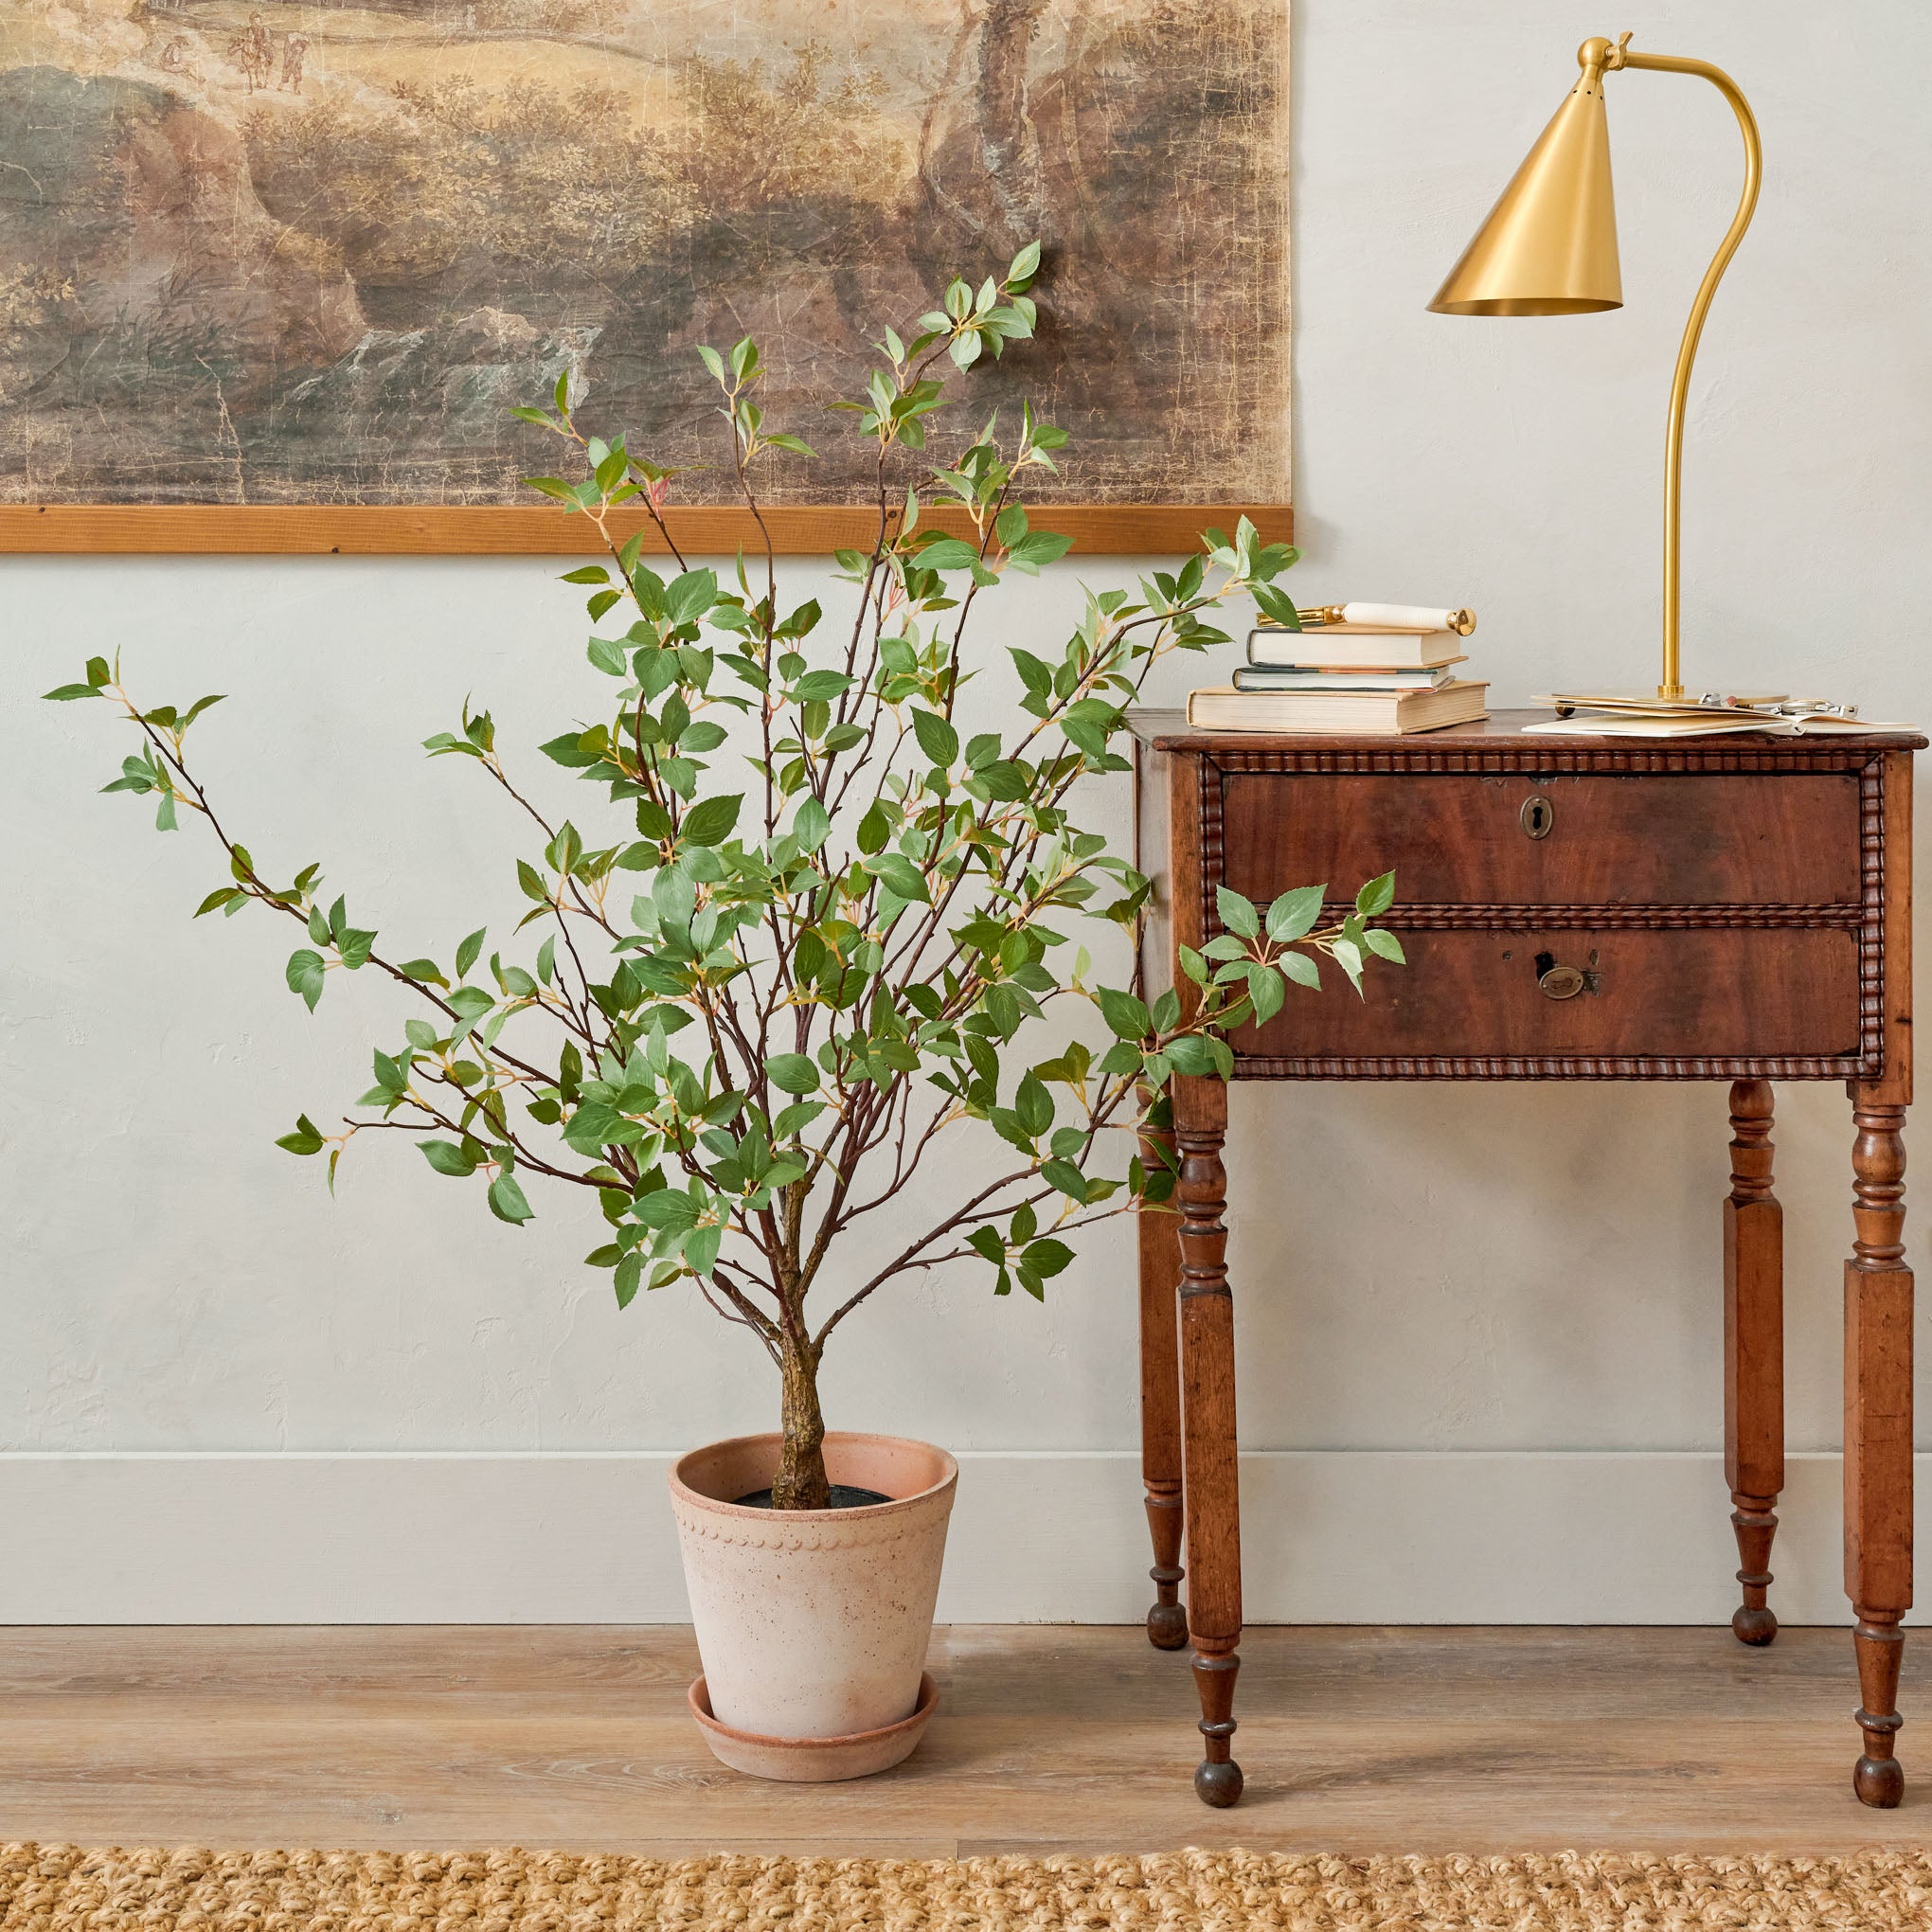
[1429,31,1762,707]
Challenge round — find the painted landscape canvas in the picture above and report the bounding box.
[0,0,1289,509]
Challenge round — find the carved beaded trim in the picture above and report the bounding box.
[1200,744,1889,777]
[1232,1053,1866,1082]
[1319,903,1861,931]
[1191,751,1891,1083]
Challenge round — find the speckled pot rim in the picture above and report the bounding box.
[669,1431,958,1522]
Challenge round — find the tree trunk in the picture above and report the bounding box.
[975,0,1050,246]
[770,1328,831,1510]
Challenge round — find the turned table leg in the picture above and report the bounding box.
[1138,1103,1188,1650]
[1845,1084,1913,1808]
[1725,1080,1784,1645]
[1174,1075,1243,1807]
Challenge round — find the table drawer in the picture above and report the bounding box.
[1238,926,1861,1063]
[1220,772,1861,906]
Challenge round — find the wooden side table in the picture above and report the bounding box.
[1130,710,1923,1809]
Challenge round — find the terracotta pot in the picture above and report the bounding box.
[669,1431,957,1774]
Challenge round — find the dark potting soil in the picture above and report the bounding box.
[732,1485,892,1510]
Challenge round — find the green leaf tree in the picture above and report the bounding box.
[47,246,1400,1509]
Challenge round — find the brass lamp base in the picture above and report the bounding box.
[1551,687,1791,710]
[1543,686,1792,720]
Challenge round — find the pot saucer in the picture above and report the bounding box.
[688,1672,938,1781]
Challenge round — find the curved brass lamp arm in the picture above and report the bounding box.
[1598,35,1763,700]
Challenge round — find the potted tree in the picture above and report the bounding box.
[45,244,1399,1780]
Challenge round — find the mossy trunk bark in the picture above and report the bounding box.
[770,1328,830,1510]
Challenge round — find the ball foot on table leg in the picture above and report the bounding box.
[1731,1602,1779,1646]
[1190,1651,1242,1808]
[1851,1614,1906,1810]
[1147,1600,1190,1651]
[1194,1756,1243,1807]
[1854,1752,1905,1808]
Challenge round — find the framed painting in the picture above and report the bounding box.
[0,0,1290,554]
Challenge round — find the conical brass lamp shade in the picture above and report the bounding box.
[1429,67,1622,314]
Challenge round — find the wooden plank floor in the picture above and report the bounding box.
[1,1625,1926,1855]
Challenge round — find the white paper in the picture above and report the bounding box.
[1336,602,1463,633]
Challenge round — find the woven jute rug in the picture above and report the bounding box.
[4,1845,1929,1932]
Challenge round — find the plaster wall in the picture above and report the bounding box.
[5,0,1930,1617]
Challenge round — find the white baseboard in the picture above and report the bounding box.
[1,1450,1922,1626]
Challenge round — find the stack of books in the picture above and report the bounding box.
[1188,617,1489,734]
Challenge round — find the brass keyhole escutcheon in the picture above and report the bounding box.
[1521,795,1555,840]
[1539,963,1586,1000]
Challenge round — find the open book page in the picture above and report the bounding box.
[1523,713,1916,738]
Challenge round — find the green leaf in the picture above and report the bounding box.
[455,928,486,978]
[194,887,242,917]
[1265,886,1326,944]
[856,802,890,854]
[765,1106,820,1148]
[396,957,447,987]
[1164,1033,1216,1076]
[681,793,743,847]
[1021,1236,1073,1279]
[1281,951,1321,989]
[912,708,959,767]
[1097,988,1151,1040]
[1247,963,1285,1025]
[684,1222,723,1277]
[1366,928,1407,963]
[1216,886,1260,939]
[420,1139,479,1176]
[789,670,852,704]
[539,731,601,769]
[1355,870,1396,919]
[276,1114,325,1156]
[869,853,929,903]
[42,683,101,702]
[914,537,983,572]
[285,949,326,1011]
[663,567,719,630]
[1040,1159,1088,1201]
[767,1054,821,1095]
[563,1102,623,1156]
[634,1188,700,1231]
[1014,1072,1053,1136]
[614,1254,643,1309]
[1007,530,1072,570]
[488,1172,535,1224]
[793,797,831,852]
